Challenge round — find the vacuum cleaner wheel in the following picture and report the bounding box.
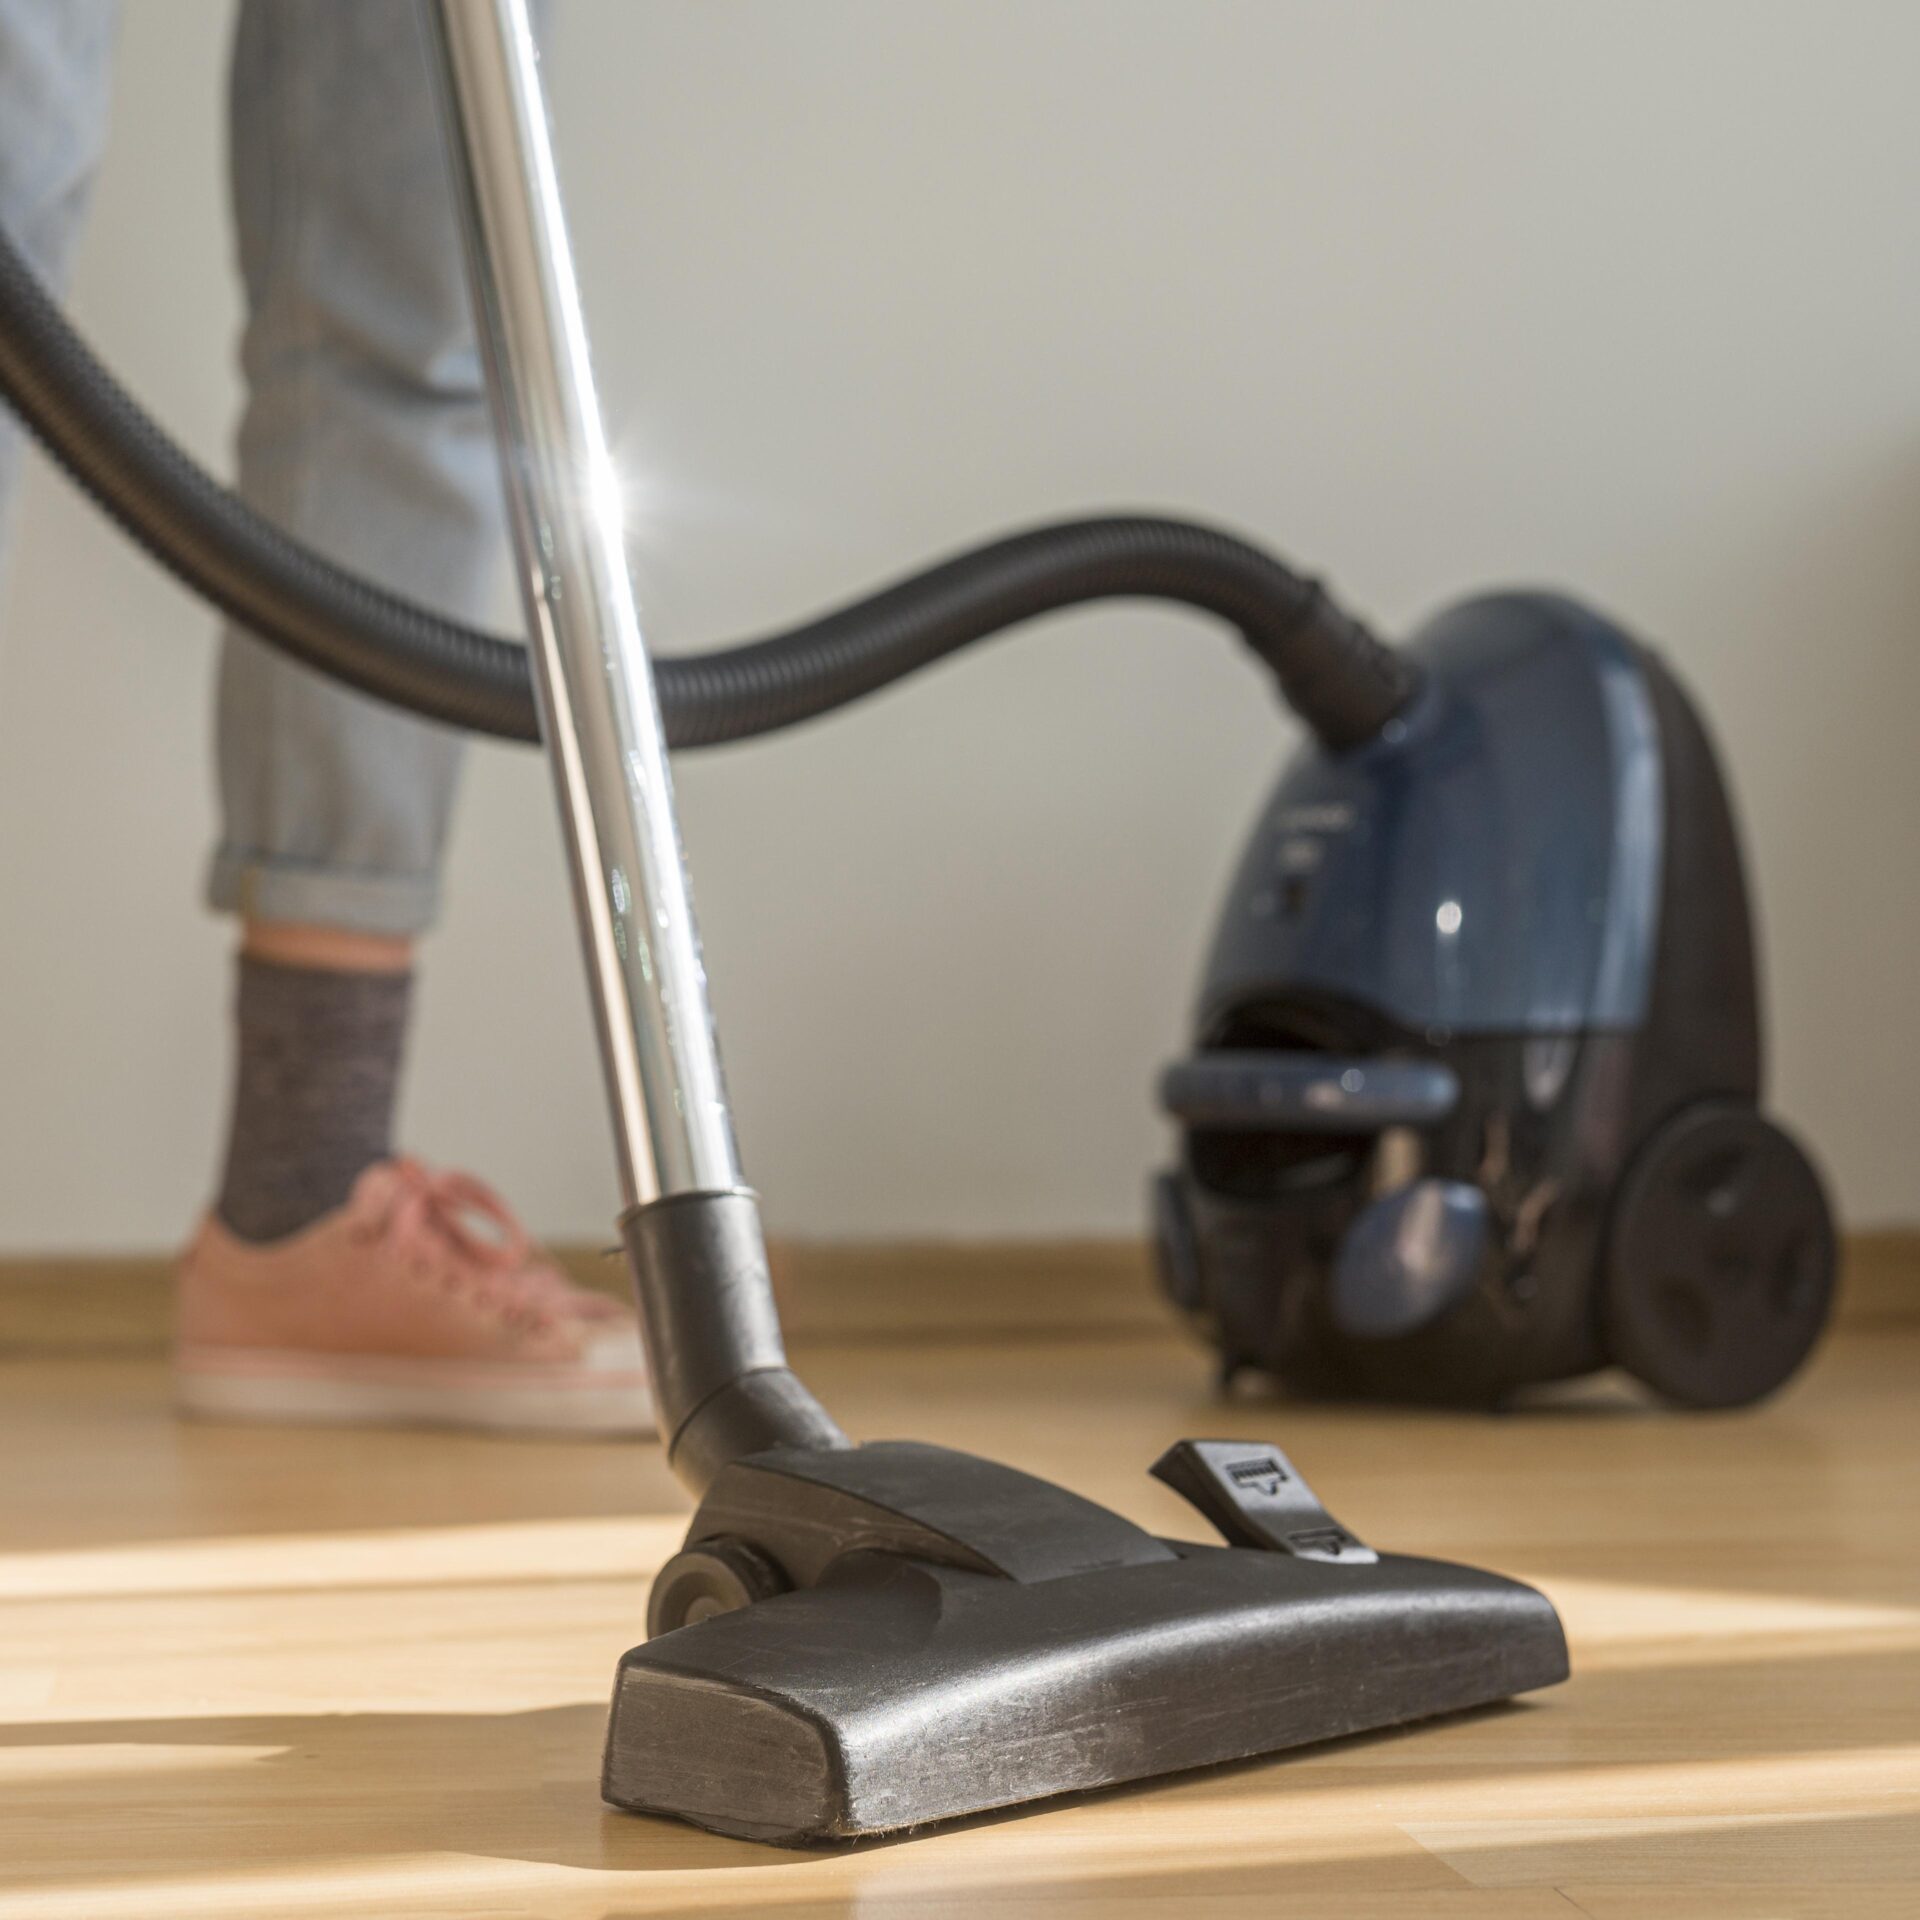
[1605,1101,1835,1408]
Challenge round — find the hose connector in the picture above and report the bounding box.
[1248,576,1420,751]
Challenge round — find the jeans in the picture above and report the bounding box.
[0,0,514,937]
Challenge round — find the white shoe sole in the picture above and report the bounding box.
[175,1346,657,1438]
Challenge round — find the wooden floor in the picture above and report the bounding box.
[0,1304,1915,1917]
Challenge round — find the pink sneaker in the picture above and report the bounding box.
[175,1157,655,1437]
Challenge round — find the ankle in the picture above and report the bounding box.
[242,918,415,975]
[213,958,414,1244]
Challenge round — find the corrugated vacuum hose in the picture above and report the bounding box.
[0,219,1413,752]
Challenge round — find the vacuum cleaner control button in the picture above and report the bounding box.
[1150,1439,1378,1565]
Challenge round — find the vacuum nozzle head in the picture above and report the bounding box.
[603,1440,1567,1843]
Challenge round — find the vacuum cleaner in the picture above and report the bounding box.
[0,0,1830,1840]
[1153,596,1836,1411]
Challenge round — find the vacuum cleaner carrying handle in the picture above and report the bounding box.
[421,0,843,1487]
[1159,1051,1460,1131]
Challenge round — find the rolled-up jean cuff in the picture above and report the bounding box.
[205,846,443,939]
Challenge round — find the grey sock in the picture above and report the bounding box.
[214,957,413,1244]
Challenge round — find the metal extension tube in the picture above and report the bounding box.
[421,0,844,1488]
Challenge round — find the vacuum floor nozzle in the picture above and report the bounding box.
[603,1439,1567,1843]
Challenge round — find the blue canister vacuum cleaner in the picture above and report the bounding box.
[1154,594,1834,1410]
[0,0,1830,1842]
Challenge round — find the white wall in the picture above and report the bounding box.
[3,0,1918,1252]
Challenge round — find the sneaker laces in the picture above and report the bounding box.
[364,1157,572,1329]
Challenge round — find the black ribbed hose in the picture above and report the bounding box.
[0,221,1415,751]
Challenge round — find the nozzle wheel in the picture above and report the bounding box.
[648,1536,790,1638]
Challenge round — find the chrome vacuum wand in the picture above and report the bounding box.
[420,0,844,1492]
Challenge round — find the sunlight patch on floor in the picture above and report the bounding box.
[1528,1572,1920,1665]
[0,1514,685,1602]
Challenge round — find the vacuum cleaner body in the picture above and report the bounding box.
[1156,593,1835,1408]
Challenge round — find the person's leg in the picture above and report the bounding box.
[207,0,492,961]
[183,0,649,1434]
[0,0,120,560]
[206,0,478,1247]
